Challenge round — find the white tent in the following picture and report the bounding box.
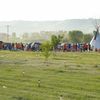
[90,28,100,50]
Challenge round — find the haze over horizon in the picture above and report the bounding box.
[0,19,99,35]
[0,0,100,21]
[0,0,100,35]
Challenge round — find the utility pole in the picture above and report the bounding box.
[6,25,10,42]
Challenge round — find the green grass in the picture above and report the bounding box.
[0,51,100,100]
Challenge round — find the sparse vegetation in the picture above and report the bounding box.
[0,51,100,100]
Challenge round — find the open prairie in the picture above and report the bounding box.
[0,51,100,100]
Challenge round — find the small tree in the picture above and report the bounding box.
[51,34,63,50]
[41,41,52,61]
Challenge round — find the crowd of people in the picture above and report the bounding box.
[0,41,92,52]
[59,43,91,52]
[0,41,41,51]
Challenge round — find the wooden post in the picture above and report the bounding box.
[60,95,63,100]
[38,80,41,87]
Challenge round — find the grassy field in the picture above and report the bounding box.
[0,51,100,100]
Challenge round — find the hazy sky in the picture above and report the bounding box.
[0,0,100,21]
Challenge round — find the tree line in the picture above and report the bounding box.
[62,30,92,43]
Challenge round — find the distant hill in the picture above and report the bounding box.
[0,19,99,35]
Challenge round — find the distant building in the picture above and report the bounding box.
[0,33,9,41]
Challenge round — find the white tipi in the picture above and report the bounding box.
[90,25,100,51]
